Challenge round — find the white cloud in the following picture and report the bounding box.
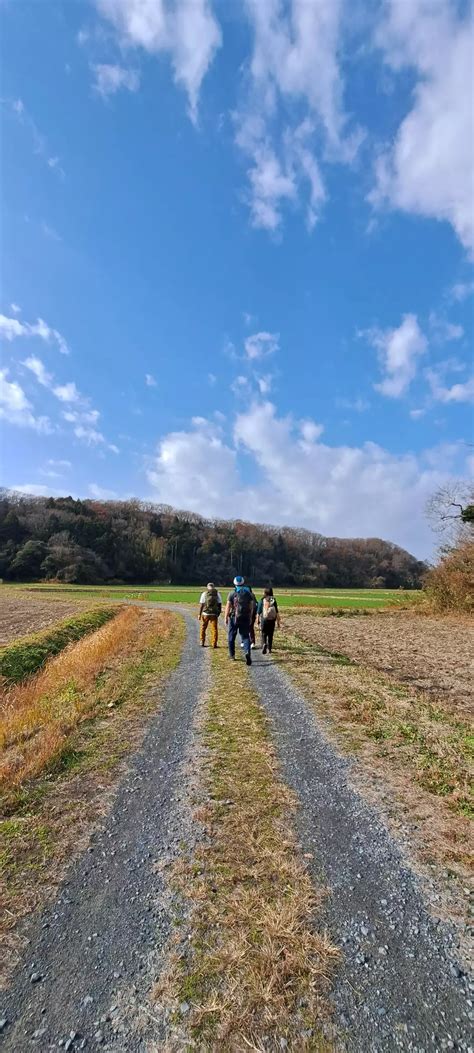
[426,370,474,405]
[299,419,324,443]
[244,330,279,360]
[231,374,251,397]
[89,483,119,499]
[363,313,428,399]
[23,355,53,387]
[428,312,464,343]
[95,0,221,121]
[53,381,82,403]
[148,417,239,509]
[41,221,62,242]
[235,0,361,231]
[145,373,157,387]
[10,303,21,314]
[11,483,63,497]
[40,459,72,479]
[449,281,474,303]
[371,0,474,252]
[146,401,465,556]
[208,372,217,386]
[92,63,141,97]
[410,408,425,420]
[0,368,51,432]
[47,459,72,470]
[256,375,272,395]
[336,396,371,413]
[9,98,65,178]
[0,312,69,354]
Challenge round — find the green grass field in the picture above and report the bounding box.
[8,583,422,609]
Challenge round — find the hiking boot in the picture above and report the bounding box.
[229,654,236,660]
[262,645,267,655]
[246,652,252,666]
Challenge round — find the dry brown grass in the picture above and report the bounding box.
[0,608,184,987]
[424,539,474,613]
[155,649,338,1052]
[0,607,149,788]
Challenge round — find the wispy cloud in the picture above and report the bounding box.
[371,0,473,252]
[234,0,362,232]
[95,0,221,122]
[145,373,158,387]
[23,355,53,388]
[0,312,69,354]
[363,314,428,399]
[89,482,119,499]
[9,98,65,178]
[244,331,279,361]
[426,369,474,405]
[92,63,141,98]
[0,368,52,432]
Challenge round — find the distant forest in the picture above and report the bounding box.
[0,491,426,588]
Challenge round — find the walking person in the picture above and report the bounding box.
[257,587,281,654]
[198,583,222,648]
[225,576,256,666]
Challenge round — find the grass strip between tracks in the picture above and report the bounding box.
[0,608,185,986]
[156,647,338,1051]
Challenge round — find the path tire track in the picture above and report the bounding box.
[1,610,206,1052]
[250,652,472,1052]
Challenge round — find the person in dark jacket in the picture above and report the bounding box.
[257,587,281,654]
[224,575,257,665]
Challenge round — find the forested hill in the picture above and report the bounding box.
[0,491,426,588]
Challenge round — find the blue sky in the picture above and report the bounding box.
[1,0,473,558]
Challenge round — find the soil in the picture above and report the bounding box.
[0,594,98,645]
[285,610,474,711]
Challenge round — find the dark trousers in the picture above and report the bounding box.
[228,617,251,657]
[261,619,276,651]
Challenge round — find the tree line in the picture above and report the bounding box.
[0,490,426,588]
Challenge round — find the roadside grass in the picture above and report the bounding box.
[275,632,473,881]
[155,648,338,1051]
[0,608,184,985]
[0,607,117,684]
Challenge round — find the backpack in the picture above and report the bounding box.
[234,587,253,619]
[204,588,220,616]
[263,597,277,621]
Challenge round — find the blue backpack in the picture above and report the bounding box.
[234,586,253,619]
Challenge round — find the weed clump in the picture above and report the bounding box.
[424,540,474,613]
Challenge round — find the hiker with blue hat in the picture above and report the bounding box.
[224,576,257,666]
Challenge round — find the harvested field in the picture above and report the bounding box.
[284,610,474,710]
[0,593,99,646]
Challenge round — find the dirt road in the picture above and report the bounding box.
[1,606,472,1051]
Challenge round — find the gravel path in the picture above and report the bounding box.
[250,651,473,1053]
[2,607,472,1053]
[1,609,207,1052]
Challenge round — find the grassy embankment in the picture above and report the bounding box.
[275,622,472,888]
[0,605,184,983]
[156,648,338,1051]
[0,607,116,683]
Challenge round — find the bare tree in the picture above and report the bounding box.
[426,479,474,546]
